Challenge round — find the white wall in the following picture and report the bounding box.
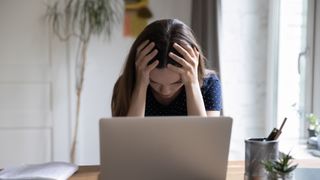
[220,0,269,159]
[0,0,70,166]
[75,0,191,165]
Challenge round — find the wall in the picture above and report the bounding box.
[75,0,192,164]
[0,0,70,166]
[220,0,269,159]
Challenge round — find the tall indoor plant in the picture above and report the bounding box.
[45,0,122,163]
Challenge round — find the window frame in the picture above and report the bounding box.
[266,0,281,135]
[303,0,316,137]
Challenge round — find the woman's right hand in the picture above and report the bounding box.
[127,40,158,116]
[135,40,159,88]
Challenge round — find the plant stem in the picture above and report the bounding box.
[70,41,88,163]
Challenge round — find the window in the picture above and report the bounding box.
[277,0,308,139]
[268,0,318,158]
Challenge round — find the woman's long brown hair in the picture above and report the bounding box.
[111,19,206,116]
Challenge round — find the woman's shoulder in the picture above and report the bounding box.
[201,70,221,94]
[203,69,220,82]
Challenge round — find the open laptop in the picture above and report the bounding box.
[99,116,233,180]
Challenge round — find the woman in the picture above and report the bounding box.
[111,19,222,116]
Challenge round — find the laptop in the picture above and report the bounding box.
[99,116,233,180]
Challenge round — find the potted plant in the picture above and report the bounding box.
[262,152,298,180]
[306,113,319,137]
[45,0,122,163]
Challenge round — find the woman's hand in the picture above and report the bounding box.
[127,40,158,117]
[167,42,200,85]
[135,40,159,88]
[168,42,207,116]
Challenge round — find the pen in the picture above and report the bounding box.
[266,117,287,141]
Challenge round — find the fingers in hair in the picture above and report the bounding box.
[136,40,150,54]
[178,41,196,57]
[173,43,193,61]
[146,60,159,73]
[136,42,155,65]
[140,49,158,67]
[169,52,190,68]
[167,64,184,74]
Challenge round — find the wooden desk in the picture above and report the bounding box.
[69,160,320,180]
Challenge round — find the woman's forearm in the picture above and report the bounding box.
[185,83,207,116]
[127,85,148,116]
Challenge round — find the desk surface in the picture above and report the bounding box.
[69,159,320,180]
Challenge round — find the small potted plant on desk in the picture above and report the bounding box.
[262,152,298,180]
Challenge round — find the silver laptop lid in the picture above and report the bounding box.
[99,116,233,180]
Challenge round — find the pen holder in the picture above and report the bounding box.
[244,138,279,180]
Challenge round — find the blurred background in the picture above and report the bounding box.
[0,0,319,166]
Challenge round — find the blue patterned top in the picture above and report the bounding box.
[145,73,222,116]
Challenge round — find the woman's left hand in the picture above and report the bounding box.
[167,42,200,85]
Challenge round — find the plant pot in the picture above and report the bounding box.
[308,128,316,137]
[317,135,320,150]
[267,172,294,180]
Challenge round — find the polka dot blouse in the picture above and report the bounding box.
[145,73,222,116]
